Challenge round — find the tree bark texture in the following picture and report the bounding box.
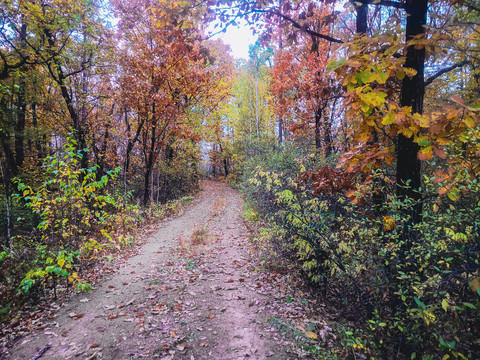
[395,0,427,225]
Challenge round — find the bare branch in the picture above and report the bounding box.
[425,59,470,87]
[273,11,344,44]
[353,0,404,9]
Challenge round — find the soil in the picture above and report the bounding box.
[2,181,325,360]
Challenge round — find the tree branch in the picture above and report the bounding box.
[0,52,29,80]
[369,0,404,9]
[465,0,480,13]
[425,59,470,87]
[273,10,344,44]
[353,0,404,9]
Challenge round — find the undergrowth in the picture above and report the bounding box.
[240,144,480,359]
[0,138,198,327]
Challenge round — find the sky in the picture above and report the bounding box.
[207,20,258,60]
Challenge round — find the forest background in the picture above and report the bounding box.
[0,0,479,358]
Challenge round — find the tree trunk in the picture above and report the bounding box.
[143,123,156,206]
[14,23,28,170]
[45,29,88,171]
[255,66,260,137]
[0,157,12,249]
[395,0,427,226]
[278,4,284,146]
[315,105,322,150]
[354,1,368,35]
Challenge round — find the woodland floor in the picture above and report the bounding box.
[1,181,331,360]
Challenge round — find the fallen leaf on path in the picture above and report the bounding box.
[69,312,84,320]
[176,343,187,351]
[107,314,117,320]
[89,343,100,349]
[208,314,214,319]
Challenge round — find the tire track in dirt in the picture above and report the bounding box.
[5,181,311,359]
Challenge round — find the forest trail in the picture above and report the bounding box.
[4,181,315,360]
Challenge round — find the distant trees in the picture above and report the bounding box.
[0,0,234,239]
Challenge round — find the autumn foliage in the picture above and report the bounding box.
[1,0,480,358]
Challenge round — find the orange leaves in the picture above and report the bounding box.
[382,216,396,232]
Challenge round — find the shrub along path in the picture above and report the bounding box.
[3,181,326,359]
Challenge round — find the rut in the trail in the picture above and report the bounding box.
[4,181,315,360]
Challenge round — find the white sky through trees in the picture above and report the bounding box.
[208,19,257,60]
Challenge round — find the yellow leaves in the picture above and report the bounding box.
[382,112,395,126]
[464,115,476,129]
[442,299,449,312]
[399,127,413,138]
[396,69,406,80]
[68,272,78,283]
[305,331,318,340]
[422,310,436,326]
[447,188,460,202]
[418,146,433,161]
[382,216,396,232]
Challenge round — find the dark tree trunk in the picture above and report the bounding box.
[31,103,45,162]
[0,116,17,177]
[395,0,427,226]
[355,1,368,35]
[223,158,229,177]
[143,126,156,206]
[219,143,229,176]
[323,113,333,157]
[278,10,284,146]
[45,29,88,171]
[14,23,28,170]
[15,77,26,170]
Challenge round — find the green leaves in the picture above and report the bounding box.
[326,58,346,71]
[414,296,426,310]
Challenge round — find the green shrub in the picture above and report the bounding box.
[240,146,479,359]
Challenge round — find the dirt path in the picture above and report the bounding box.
[4,181,318,359]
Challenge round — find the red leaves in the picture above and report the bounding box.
[300,166,356,195]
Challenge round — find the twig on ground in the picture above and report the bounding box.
[28,342,51,360]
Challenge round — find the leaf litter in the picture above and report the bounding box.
[2,181,335,360]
